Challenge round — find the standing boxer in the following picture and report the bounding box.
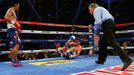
[4,1,22,67]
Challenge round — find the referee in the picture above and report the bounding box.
[88,3,132,71]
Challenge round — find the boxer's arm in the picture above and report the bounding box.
[5,8,21,33]
[67,41,76,46]
[4,8,17,23]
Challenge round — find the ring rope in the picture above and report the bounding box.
[0,46,134,54]
[0,19,134,28]
[0,37,133,43]
[0,29,134,35]
[0,19,133,55]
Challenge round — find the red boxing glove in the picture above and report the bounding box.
[56,43,60,49]
[11,20,21,34]
[63,46,68,52]
[11,20,21,30]
[17,29,21,34]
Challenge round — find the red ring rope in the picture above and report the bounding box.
[0,19,133,28]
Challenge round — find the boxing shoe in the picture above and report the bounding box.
[9,60,22,67]
[121,59,132,71]
[95,60,104,64]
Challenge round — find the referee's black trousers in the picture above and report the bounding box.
[97,19,131,63]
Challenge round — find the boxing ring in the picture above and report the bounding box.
[0,19,134,75]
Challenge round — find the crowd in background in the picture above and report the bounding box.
[0,32,134,62]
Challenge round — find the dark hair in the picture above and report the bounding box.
[10,1,20,7]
